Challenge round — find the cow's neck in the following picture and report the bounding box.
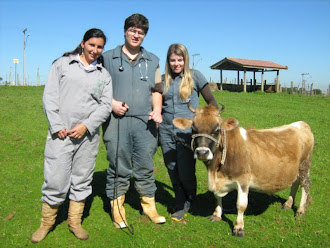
[207,127,244,175]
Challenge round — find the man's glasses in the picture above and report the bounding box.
[127,28,145,37]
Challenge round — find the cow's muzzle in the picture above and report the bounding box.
[191,133,220,161]
[194,147,213,161]
[191,130,227,165]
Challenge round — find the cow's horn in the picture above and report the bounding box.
[187,101,196,113]
[219,102,225,114]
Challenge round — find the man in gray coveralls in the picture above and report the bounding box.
[102,13,165,228]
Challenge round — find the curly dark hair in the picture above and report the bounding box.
[124,13,149,35]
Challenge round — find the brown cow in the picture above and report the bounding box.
[173,104,314,237]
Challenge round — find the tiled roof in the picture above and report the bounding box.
[210,57,288,71]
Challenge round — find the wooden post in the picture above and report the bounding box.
[237,70,240,85]
[310,83,313,95]
[253,71,256,91]
[217,70,222,90]
[220,70,223,83]
[261,70,264,92]
[291,81,294,94]
[275,70,280,93]
[244,70,247,92]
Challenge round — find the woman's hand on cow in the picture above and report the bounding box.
[68,123,87,139]
[112,99,129,116]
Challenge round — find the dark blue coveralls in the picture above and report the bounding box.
[102,45,160,199]
[159,70,208,210]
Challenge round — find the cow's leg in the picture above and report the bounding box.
[233,184,248,237]
[283,179,299,210]
[209,194,222,222]
[296,169,311,216]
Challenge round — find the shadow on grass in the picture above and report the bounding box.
[189,190,289,232]
[191,190,288,217]
[52,170,109,230]
[52,170,291,234]
[85,170,175,215]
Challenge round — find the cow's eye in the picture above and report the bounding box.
[211,126,220,137]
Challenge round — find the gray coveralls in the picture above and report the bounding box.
[102,45,160,199]
[42,55,113,206]
[159,70,207,210]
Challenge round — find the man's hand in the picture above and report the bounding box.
[112,99,129,116]
[149,110,162,124]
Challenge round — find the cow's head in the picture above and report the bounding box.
[173,103,238,162]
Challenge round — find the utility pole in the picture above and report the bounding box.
[23,28,30,86]
[9,67,12,85]
[37,68,40,86]
[192,53,200,69]
[13,59,19,86]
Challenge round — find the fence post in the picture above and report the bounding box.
[310,83,313,95]
[261,70,264,92]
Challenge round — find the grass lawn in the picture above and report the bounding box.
[0,86,329,247]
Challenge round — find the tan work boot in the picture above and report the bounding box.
[31,202,59,243]
[140,196,166,224]
[67,200,89,240]
[110,194,127,228]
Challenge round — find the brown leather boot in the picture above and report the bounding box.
[110,194,127,228]
[140,196,166,224]
[67,200,89,240]
[31,202,59,243]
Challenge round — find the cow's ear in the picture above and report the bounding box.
[173,118,193,130]
[222,117,239,131]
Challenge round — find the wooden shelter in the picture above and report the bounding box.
[210,57,288,92]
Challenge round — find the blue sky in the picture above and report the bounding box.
[1,0,329,92]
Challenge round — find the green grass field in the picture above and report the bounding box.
[0,87,329,247]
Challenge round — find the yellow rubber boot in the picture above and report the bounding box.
[110,194,127,228]
[140,196,166,224]
[67,200,89,240]
[31,202,59,243]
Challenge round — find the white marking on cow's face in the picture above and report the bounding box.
[239,127,247,141]
[194,147,213,160]
[290,121,302,129]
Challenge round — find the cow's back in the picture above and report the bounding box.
[239,121,313,194]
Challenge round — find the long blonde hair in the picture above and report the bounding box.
[164,44,193,101]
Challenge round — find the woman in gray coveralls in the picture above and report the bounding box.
[31,28,112,243]
[159,44,218,221]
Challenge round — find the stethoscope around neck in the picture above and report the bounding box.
[119,50,148,81]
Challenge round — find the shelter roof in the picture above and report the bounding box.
[210,57,288,72]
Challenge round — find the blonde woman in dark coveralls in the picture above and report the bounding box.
[32,29,113,243]
[159,44,218,221]
[102,13,165,228]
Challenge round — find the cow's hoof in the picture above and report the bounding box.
[282,205,290,210]
[282,203,292,210]
[233,228,245,237]
[208,215,221,222]
[295,211,305,218]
